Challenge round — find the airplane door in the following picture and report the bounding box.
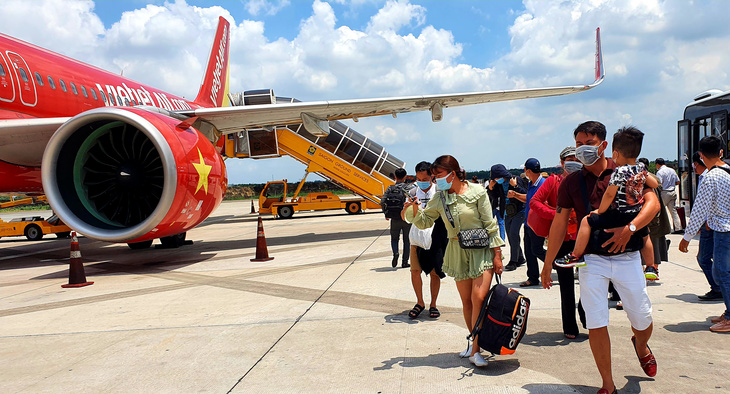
[5,51,37,107]
[0,52,15,103]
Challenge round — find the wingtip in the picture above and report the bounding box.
[594,27,604,83]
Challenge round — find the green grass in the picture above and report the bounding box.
[0,204,50,213]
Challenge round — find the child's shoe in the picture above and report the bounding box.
[555,253,586,268]
[644,266,659,281]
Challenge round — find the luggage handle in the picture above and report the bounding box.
[467,273,501,341]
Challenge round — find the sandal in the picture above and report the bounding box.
[429,307,440,319]
[519,279,539,287]
[564,333,577,339]
[408,304,425,319]
[631,336,657,377]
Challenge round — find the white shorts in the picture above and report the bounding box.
[579,251,653,330]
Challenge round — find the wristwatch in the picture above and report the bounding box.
[628,222,637,232]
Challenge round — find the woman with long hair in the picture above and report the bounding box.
[403,155,505,367]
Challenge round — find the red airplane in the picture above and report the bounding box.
[0,17,604,248]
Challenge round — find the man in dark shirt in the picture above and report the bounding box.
[539,121,660,394]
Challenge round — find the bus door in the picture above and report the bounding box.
[5,51,37,107]
[677,119,692,203]
[0,52,15,102]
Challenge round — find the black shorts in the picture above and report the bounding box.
[586,209,649,237]
[415,217,447,278]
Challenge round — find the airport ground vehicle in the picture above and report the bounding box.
[0,214,71,240]
[677,89,730,210]
[258,177,380,219]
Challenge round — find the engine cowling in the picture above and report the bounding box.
[41,107,227,243]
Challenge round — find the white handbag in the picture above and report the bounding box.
[409,224,433,250]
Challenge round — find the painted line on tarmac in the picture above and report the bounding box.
[0,246,70,261]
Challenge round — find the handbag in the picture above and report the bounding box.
[441,192,490,249]
[409,224,433,250]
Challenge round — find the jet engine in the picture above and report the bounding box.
[41,107,226,243]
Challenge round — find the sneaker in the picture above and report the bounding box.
[391,254,399,268]
[469,352,488,367]
[616,301,624,310]
[555,253,586,268]
[710,317,730,332]
[458,343,473,358]
[698,290,723,301]
[504,261,518,271]
[644,266,659,281]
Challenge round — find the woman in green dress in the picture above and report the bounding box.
[403,155,505,367]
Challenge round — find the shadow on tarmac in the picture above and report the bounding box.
[666,292,723,304]
[374,352,520,376]
[663,320,712,333]
[522,331,588,347]
[521,375,652,393]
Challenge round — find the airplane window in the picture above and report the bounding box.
[59,79,67,92]
[91,88,97,100]
[0,63,5,77]
[70,82,78,95]
[99,89,107,103]
[18,67,29,82]
[117,96,122,106]
[34,72,44,86]
[80,85,88,98]
[109,94,116,106]
[47,76,56,89]
[124,98,130,106]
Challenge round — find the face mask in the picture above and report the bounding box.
[435,173,453,191]
[575,143,603,166]
[496,178,505,184]
[416,180,431,190]
[563,161,583,174]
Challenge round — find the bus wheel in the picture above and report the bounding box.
[25,224,43,241]
[346,202,361,214]
[278,206,294,219]
[128,240,153,250]
[56,232,71,239]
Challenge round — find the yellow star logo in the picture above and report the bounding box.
[192,148,212,195]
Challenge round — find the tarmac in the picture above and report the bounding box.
[0,200,728,393]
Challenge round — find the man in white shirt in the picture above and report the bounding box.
[655,158,682,233]
[679,136,730,332]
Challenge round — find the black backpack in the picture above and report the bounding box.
[381,183,409,219]
[468,275,530,356]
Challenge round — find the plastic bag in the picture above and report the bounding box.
[409,224,433,250]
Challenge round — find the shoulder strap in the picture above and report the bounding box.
[578,173,591,216]
[468,274,501,341]
[441,191,456,228]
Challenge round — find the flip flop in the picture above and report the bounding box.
[519,279,539,287]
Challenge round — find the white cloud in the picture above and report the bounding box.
[245,0,291,16]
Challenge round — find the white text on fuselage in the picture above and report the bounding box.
[209,25,228,106]
[95,83,192,111]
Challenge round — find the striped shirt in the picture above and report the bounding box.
[683,164,730,240]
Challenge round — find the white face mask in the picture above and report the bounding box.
[563,161,583,174]
[575,142,604,166]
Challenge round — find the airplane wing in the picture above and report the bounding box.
[181,28,604,135]
[0,117,69,166]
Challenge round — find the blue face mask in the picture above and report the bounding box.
[496,178,505,184]
[435,173,452,191]
[416,180,431,190]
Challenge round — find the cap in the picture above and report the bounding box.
[490,164,511,180]
[524,158,541,172]
[560,146,576,160]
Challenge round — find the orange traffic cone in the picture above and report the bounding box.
[62,232,94,288]
[251,217,274,262]
[250,199,256,214]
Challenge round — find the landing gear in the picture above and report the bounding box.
[158,232,189,249]
[127,240,153,250]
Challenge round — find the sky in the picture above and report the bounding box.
[3,0,729,184]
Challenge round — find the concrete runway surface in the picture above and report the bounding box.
[1,200,728,393]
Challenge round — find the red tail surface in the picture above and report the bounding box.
[194,16,231,108]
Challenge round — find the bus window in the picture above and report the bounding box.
[677,120,691,201]
[59,79,67,92]
[18,67,29,82]
[34,71,43,86]
[80,85,88,98]
[91,88,98,100]
[70,82,78,95]
[47,76,56,89]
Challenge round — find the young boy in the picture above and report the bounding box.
[556,127,660,280]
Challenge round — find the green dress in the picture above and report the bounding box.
[405,182,505,281]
